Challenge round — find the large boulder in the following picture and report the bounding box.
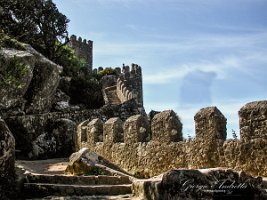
[0,119,15,199]
[0,49,35,113]
[0,38,62,116]
[65,148,109,176]
[28,118,76,159]
[23,44,62,114]
[159,168,264,200]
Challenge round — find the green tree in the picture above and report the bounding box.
[0,0,69,63]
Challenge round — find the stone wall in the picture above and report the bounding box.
[4,99,141,159]
[117,64,143,107]
[96,64,143,107]
[69,35,93,72]
[78,101,267,178]
[0,119,15,199]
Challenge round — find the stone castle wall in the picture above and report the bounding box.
[69,35,93,72]
[96,64,143,107]
[117,64,143,107]
[77,101,267,178]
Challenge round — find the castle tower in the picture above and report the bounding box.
[69,35,93,72]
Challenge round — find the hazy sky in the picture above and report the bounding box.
[54,0,267,138]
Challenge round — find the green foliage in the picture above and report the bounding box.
[68,76,104,108]
[54,41,82,77]
[0,33,26,50]
[0,55,28,89]
[98,67,116,77]
[0,0,69,63]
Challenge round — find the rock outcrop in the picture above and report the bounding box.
[0,119,15,199]
[132,168,266,200]
[0,45,62,116]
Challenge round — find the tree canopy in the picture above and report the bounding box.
[0,0,69,63]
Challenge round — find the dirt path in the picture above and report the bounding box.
[16,158,69,175]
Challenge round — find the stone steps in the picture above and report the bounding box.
[23,183,132,198]
[25,174,131,185]
[23,174,133,199]
[105,86,121,105]
[27,194,133,200]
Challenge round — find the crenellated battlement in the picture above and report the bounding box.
[97,64,143,107]
[69,34,93,71]
[76,101,267,177]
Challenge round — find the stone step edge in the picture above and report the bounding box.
[23,183,132,197]
[25,174,132,185]
[24,183,132,188]
[26,194,133,200]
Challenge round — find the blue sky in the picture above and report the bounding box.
[54,0,267,138]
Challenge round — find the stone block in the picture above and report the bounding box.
[194,106,226,141]
[239,101,267,141]
[0,119,15,199]
[124,114,150,143]
[151,110,183,142]
[104,117,123,143]
[87,118,103,145]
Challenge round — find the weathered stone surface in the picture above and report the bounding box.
[194,106,227,141]
[52,90,71,112]
[80,105,267,178]
[0,119,15,199]
[51,118,76,156]
[5,99,141,159]
[0,48,35,112]
[186,107,227,169]
[104,117,123,144]
[0,42,63,116]
[87,118,103,145]
[239,101,267,141]
[24,44,62,114]
[30,133,56,159]
[124,114,150,143]
[28,118,76,159]
[151,110,183,142]
[133,169,265,200]
[65,148,97,175]
[65,148,109,176]
[223,138,267,176]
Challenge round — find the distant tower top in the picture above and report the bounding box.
[69,35,93,72]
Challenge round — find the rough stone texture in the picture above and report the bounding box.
[194,106,227,141]
[239,101,267,141]
[87,118,104,146]
[133,168,265,200]
[151,110,183,142]
[124,114,150,144]
[23,44,62,114]
[222,138,267,176]
[117,64,143,107]
[5,99,140,159]
[51,119,76,156]
[28,118,76,159]
[0,119,15,199]
[65,148,99,176]
[104,117,124,144]
[79,105,267,177]
[187,107,227,169]
[64,148,129,177]
[0,49,35,112]
[0,43,62,116]
[69,35,93,72]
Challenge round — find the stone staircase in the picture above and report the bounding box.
[22,174,133,199]
[104,86,121,105]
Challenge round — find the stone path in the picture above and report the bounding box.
[105,86,121,105]
[16,159,134,199]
